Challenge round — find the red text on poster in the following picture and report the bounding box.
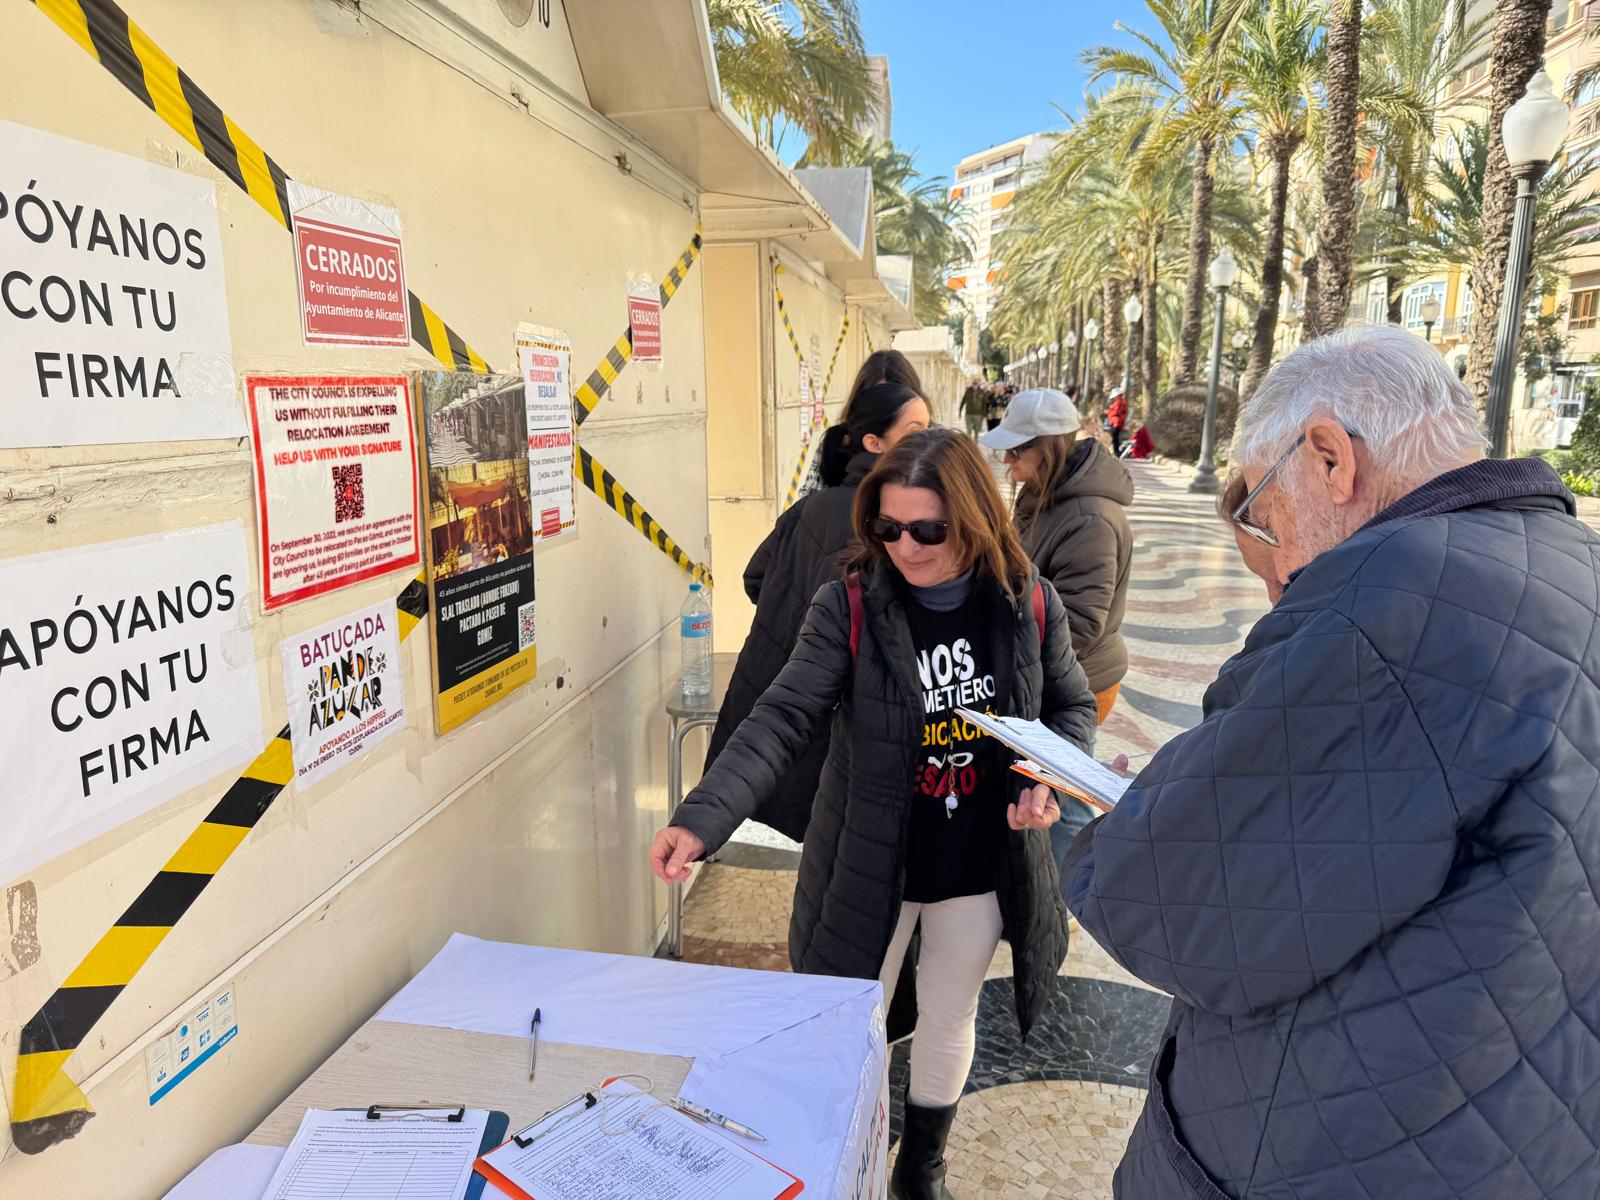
[628,291,662,363]
[293,217,410,347]
[247,375,421,611]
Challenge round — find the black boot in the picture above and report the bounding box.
[890,1099,960,1200]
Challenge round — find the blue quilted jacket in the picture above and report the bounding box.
[1065,459,1600,1198]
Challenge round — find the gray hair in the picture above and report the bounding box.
[1231,325,1486,481]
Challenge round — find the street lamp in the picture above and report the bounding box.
[1120,293,1144,399]
[1190,248,1239,494]
[1084,317,1100,397]
[1231,329,1248,390]
[1420,293,1442,344]
[1488,66,1570,458]
[1066,329,1080,388]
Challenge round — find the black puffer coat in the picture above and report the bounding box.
[1016,439,1134,694]
[674,560,1097,1036]
[704,452,876,840]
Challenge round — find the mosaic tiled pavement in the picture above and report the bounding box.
[679,458,1272,1196]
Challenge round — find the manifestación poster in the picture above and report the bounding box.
[416,371,538,733]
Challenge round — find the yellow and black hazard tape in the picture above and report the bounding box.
[28,0,493,375]
[10,575,430,1154]
[571,229,703,427]
[14,0,709,1154]
[576,446,711,587]
[782,309,851,508]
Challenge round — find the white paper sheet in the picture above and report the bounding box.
[164,1144,285,1200]
[378,935,877,1061]
[257,1107,488,1200]
[956,709,1132,806]
[479,1081,794,1200]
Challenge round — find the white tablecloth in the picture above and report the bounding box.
[166,934,889,1199]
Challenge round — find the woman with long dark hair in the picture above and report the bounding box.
[654,429,1096,1199]
[981,389,1133,865]
[703,350,930,842]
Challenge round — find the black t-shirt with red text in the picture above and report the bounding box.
[902,590,1008,903]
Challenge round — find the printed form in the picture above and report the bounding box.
[259,1107,489,1200]
[476,1082,797,1200]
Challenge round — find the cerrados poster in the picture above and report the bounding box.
[417,371,538,733]
[245,375,421,611]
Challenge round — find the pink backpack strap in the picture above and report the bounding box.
[846,574,864,660]
[1032,580,1046,648]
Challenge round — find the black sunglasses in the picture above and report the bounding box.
[870,515,950,546]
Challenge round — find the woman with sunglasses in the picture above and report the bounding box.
[981,388,1133,866]
[653,428,1096,1200]
[704,352,932,843]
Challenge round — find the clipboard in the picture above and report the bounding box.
[472,1079,802,1200]
[339,1105,510,1200]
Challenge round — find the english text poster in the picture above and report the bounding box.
[0,117,240,448]
[417,371,538,733]
[0,523,261,884]
[245,375,421,611]
[280,599,405,789]
[515,324,578,545]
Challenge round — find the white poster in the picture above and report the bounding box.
[516,325,578,545]
[245,374,421,611]
[0,118,241,448]
[0,523,262,884]
[280,600,405,790]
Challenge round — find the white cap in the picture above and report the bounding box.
[979,388,1083,451]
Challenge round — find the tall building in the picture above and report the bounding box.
[945,134,1051,328]
[865,55,892,143]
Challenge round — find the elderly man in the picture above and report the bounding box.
[1065,325,1600,1198]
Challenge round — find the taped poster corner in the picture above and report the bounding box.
[515,324,579,549]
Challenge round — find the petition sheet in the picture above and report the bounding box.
[259,1107,488,1200]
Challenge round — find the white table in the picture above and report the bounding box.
[166,934,889,1199]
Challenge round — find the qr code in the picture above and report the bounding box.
[332,463,365,523]
[518,601,537,651]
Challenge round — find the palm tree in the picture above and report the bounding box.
[1083,1,1248,385]
[1360,0,1490,324]
[1230,0,1324,401]
[1464,0,1550,404]
[1312,0,1362,333]
[707,0,874,163]
[1372,121,1600,303]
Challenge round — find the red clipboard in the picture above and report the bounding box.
[472,1078,803,1199]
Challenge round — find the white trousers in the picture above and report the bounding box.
[878,891,1004,1107]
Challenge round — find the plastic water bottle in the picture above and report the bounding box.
[680,582,713,696]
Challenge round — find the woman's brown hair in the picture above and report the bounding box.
[1014,432,1079,522]
[848,428,1033,595]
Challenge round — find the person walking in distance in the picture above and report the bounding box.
[705,351,931,842]
[653,429,1095,1200]
[960,377,988,439]
[982,388,1133,868]
[1104,386,1128,457]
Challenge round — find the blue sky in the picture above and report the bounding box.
[858,1,1154,183]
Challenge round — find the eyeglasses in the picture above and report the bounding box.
[1229,427,1361,547]
[869,515,950,546]
[1001,441,1036,463]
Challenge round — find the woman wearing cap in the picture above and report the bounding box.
[704,351,931,843]
[653,428,1095,1200]
[982,388,1133,864]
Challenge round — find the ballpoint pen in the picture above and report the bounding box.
[672,1098,766,1142]
[529,1008,541,1082]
